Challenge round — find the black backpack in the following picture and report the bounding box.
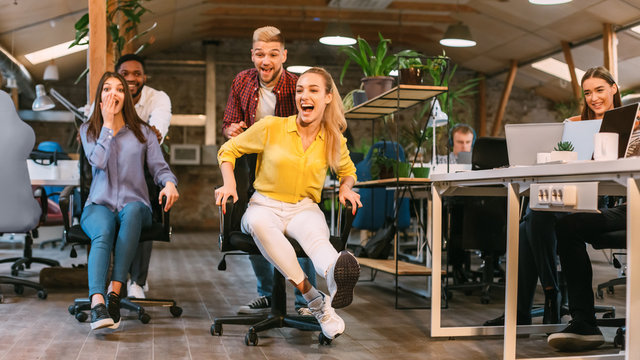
[354,217,395,259]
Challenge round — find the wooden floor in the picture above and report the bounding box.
[0,230,627,360]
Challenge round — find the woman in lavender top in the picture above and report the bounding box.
[79,72,179,331]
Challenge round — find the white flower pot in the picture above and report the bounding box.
[550,151,578,162]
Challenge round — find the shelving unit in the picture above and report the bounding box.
[346,83,447,309]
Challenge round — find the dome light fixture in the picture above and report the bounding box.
[440,22,476,48]
[32,84,55,111]
[319,22,356,46]
[529,0,572,5]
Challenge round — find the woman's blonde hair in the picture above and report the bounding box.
[300,67,347,172]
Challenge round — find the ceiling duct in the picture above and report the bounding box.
[0,44,35,99]
[328,0,393,9]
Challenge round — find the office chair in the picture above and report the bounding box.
[445,137,508,304]
[61,150,182,324]
[0,90,48,302]
[211,155,357,346]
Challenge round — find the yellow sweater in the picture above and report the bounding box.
[218,115,356,203]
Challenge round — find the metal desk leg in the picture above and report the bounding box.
[626,178,640,359]
[504,183,521,360]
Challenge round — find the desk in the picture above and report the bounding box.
[354,177,435,308]
[31,179,79,186]
[430,159,640,360]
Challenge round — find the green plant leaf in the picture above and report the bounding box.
[73,67,90,85]
[74,13,89,30]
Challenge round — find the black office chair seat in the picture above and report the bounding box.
[60,187,182,324]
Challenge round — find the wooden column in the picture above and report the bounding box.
[205,42,217,146]
[477,74,486,137]
[88,0,108,100]
[561,41,581,100]
[491,60,517,137]
[603,23,618,81]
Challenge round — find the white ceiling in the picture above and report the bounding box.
[1,0,640,101]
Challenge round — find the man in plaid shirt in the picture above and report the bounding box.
[221,26,317,316]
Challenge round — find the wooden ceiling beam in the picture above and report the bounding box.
[205,0,326,6]
[202,6,455,24]
[388,1,477,13]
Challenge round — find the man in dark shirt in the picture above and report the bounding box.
[222,26,316,315]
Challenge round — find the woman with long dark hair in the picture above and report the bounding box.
[80,72,179,331]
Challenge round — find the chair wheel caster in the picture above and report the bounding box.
[75,312,88,322]
[596,289,604,299]
[14,285,24,295]
[37,290,47,299]
[244,331,258,346]
[68,305,76,315]
[318,333,332,345]
[139,312,151,324]
[614,327,625,349]
[607,286,615,295]
[211,322,222,336]
[603,311,615,319]
[169,306,182,317]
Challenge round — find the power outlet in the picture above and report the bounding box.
[530,182,598,213]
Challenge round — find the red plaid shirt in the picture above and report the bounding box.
[222,68,298,136]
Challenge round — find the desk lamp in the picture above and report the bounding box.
[32,86,86,122]
[426,98,448,168]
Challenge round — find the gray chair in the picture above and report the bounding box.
[0,90,48,302]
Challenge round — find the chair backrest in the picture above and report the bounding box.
[0,90,42,233]
[472,137,509,170]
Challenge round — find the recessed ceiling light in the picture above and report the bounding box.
[24,40,88,65]
[529,0,572,5]
[531,57,585,82]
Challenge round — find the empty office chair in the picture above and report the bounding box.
[211,155,356,346]
[0,90,48,301]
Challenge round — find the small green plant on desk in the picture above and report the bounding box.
[370,147,396,180]
[554,141,575,152]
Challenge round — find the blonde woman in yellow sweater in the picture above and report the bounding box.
[215,67,362,340]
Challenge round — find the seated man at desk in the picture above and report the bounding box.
[437,123,475,164]
[547,205,626,352]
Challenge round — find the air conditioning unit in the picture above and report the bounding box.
[170,144,200,165]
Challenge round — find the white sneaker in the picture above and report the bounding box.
[308,292,345,339]
[127,280,146,299]
[326,251,360,309]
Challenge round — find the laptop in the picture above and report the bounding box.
[561,119,602,160]
[505,123,564,166]
[599,103,640,159]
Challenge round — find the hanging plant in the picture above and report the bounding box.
[70,0,157,84]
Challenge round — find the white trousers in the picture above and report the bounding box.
[241,192,338,284]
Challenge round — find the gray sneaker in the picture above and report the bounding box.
[327,251,360,309]
[237,295,271,314]
[308,292,345,339]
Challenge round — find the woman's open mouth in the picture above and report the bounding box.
[301,104,314,115]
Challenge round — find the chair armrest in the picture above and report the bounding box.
[218,197,235,251]
[335,202,357,251]
[160,195,171,236]
[32,186,48,224]
[58,185,76,232]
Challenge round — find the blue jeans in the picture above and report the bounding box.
[81,202,151,298]
[250,255,317,309]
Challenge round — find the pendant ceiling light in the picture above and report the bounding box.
[43,60,59,81]
[529,0,572,4]
[319,21,356,46]
[440,22,476,47]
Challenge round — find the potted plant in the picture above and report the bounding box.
[398,56,424,85]
[550,141,578,162]
[339,33,421,100]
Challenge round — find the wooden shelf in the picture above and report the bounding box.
[356,258,444,276]
[354,177,430,188]
[345,85,447,120]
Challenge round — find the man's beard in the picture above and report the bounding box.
[132,83,145,98]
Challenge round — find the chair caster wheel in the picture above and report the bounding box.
[614,327,625,349]
[37,290,47,299]
[603,311,615,319]
[318,333,332,345]
[607,286,615,295]
[68,305,76,315]
[139,312,151,324]
[75,312,88,322]
[169,306,182,317]
[244,331,258,346]
[14,285,24,295]
[211,322,222,336]
[596,289,604,299]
